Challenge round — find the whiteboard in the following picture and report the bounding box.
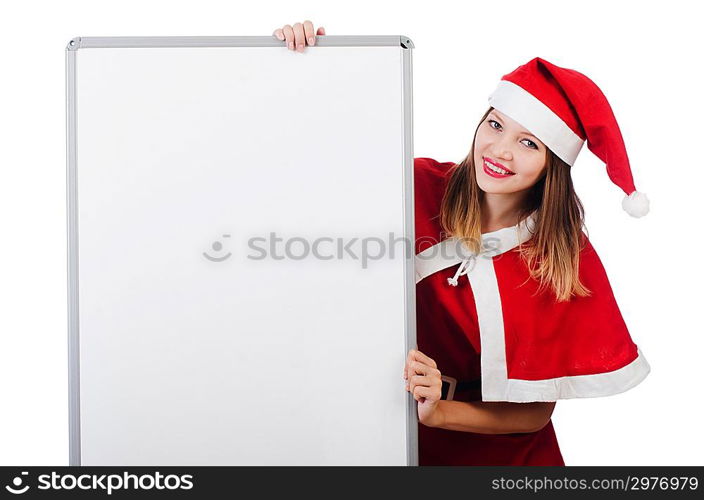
[65,36,417,465]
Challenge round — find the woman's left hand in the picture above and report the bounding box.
[404,349,444,427]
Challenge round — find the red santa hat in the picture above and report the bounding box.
[487,57,650,218]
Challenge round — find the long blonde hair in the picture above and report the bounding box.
[439,107,592,302]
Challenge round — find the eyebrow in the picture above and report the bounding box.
[488,112,539,140]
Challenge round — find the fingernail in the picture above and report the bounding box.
[308,37,315,45]
[288,42,294,49]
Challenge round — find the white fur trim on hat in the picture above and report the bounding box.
[622,190,650,218]
[488,80,585,166]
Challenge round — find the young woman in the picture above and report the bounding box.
[273,22,651,466]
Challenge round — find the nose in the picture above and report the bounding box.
[490,135,514,161]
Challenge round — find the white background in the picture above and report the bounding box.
[1,0,701,466]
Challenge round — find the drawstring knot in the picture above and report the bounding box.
[447,255,476,287]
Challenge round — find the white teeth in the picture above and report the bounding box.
[484,160,512,175]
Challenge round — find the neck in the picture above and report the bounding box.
[480,191,529,233]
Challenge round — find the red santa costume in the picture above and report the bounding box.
[414,57,651,466]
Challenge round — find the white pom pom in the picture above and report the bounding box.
[622,190,650,218]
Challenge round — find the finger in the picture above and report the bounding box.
[404,349,414,379]
[413,385,434,402]
[411,363,442,384]
[410,374,431,390]
[273,29,284,41]
[283,25,295,50]
[411,368,442,386]
[408,374,433,396]
[410,349,437,369]
[303,20,315,46]
[409,360,433,377]
[317,27,325,36]
[293,22,305,52]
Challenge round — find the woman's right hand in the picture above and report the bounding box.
[272,21,326,52]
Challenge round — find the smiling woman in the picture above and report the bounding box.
[445,105,587,302]
[408,56,651,466]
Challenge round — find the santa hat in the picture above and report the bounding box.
[487,57,649,218]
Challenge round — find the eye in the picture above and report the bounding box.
[522,139,539,150]
[488,119,501,130]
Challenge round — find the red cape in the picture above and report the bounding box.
[414,157,650,402]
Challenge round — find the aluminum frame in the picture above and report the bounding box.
[66,35,417,466]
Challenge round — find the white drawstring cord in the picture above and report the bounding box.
[447,255,476,287]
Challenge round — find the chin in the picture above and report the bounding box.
[476,178,514,195]
[478,185,513,195]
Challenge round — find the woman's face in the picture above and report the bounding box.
[473,109,548,194]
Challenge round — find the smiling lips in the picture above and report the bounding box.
[482,157,515,178]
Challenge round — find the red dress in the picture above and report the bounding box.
[413,157,650,466]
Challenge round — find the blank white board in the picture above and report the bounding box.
[66,36,417,465]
